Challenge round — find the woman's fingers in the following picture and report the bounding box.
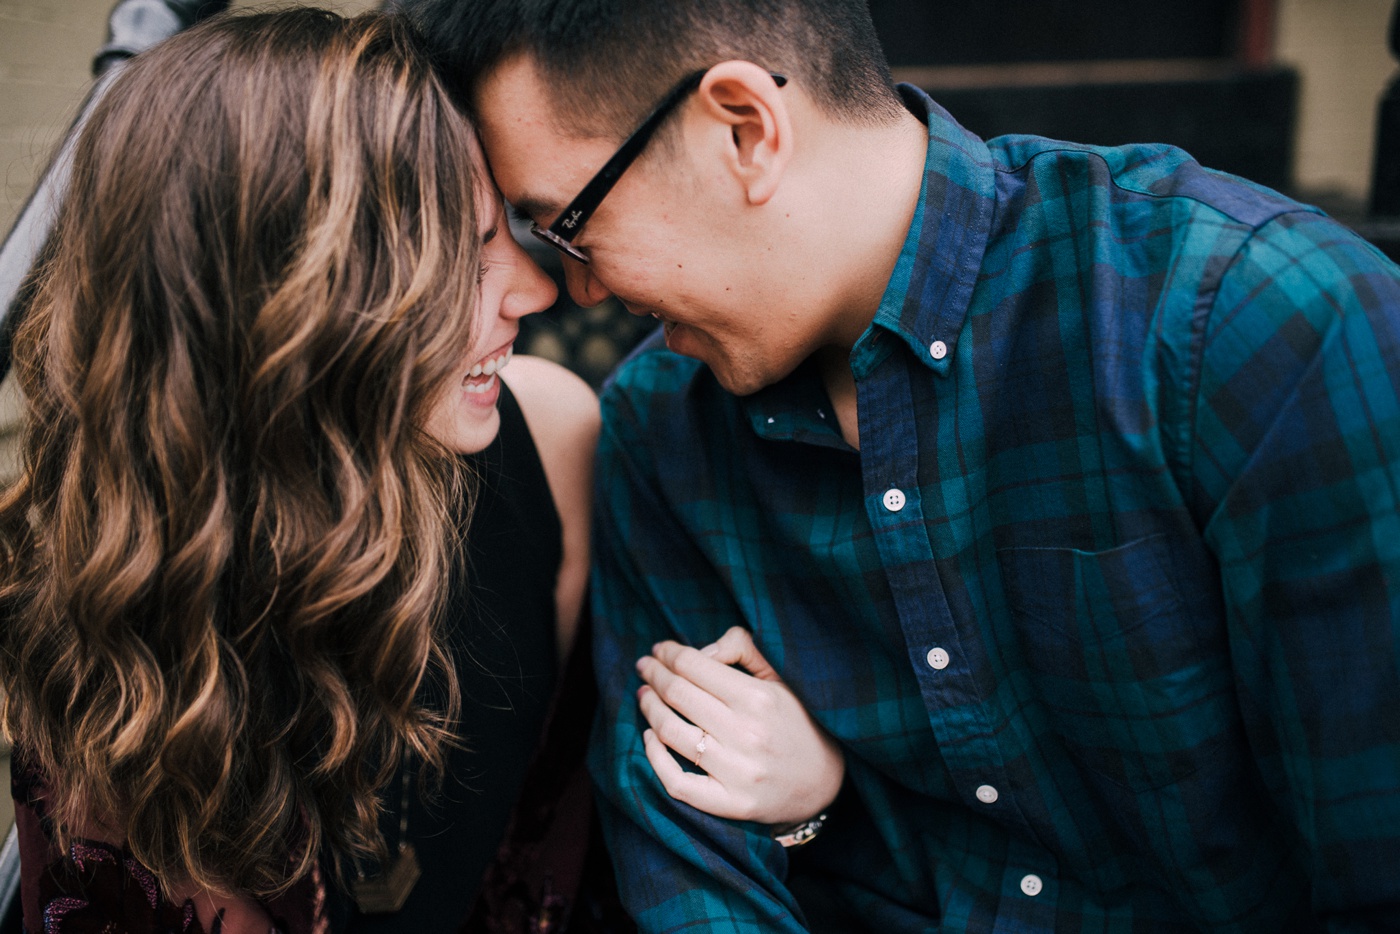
[637,683,713,765]
[641,724,763,822]
[641,729,743,818]
[699,626,780,682]
[637,630,847,826]
[647,634,777,710]
[635,652,729,728]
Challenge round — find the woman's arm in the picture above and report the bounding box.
[500,355,600,662]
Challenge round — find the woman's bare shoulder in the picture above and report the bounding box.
[500,355,599,660]
[501,354,601,457]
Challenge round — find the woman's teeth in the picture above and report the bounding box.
[464,348,512,393]
[468,348,511,378]
[464,374,496,395]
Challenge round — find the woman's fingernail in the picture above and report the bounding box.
[700,644,720,657]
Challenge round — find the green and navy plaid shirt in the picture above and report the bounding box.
[589,85,1400,933]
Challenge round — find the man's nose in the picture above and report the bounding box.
[563,260,614,308]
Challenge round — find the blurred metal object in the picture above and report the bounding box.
[95,0,231,74]
[0,67,123,376]
[0,0,230,378]
[0,826,18,934]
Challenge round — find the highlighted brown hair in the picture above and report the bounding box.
[0,8,479,897]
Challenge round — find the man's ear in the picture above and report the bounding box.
[695,61,792,206]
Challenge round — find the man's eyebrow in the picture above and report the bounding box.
[510,194,564,224]
[483,225,499,244]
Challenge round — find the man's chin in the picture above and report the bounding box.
[662,324,770,395]
[707,361,770,397]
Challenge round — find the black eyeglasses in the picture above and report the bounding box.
[530,68,788,264]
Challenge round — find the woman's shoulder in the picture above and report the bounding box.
[500,356,599,660]
[501,355,600,453]
[499,354,599,530]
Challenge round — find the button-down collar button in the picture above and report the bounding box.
[767,417,775,424]
[882,489,906,512]
[1020,874,1043,896]
[930,340,948,360]
[926,647,950,670]
[975,784,998,804]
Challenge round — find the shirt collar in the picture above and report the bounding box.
[744,359,852,451]
[850,84,998,381]
[744,85,997,443]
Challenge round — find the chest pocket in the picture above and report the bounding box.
[997,533,1240,793]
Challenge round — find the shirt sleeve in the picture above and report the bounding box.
[1191,210,1400,930]
[587,369,812,934]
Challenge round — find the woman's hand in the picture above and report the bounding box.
[635,626,844,826]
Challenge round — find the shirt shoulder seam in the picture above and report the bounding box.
[993,145,1319,229]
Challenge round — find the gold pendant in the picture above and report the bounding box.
[351,843,421,914]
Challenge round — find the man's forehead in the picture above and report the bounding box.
[473,55,614,218]
[472,57,554,174]
[473,53,550,129]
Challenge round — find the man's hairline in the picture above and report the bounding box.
[469,48,705,222]
[471,48,636,141]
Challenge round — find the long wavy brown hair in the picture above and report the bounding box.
[0,8,482,898]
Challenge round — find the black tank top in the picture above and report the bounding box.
[339,382,562,932]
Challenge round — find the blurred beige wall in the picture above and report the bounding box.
[1,0,377,237]
[1278,0,1396,199]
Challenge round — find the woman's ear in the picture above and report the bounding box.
[695,61,793,206]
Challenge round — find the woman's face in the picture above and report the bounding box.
[427,176,558,454]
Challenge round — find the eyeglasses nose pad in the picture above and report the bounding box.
[531,224,591,265]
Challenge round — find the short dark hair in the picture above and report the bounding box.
[397,0,905,136]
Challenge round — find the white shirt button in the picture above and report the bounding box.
[929,340,948,360]
[882,488,906,512]
[1020,874,1043,897]
[975,784,998,804]
[926,647,950,670]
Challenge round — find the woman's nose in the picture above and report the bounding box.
[505,248,559,320]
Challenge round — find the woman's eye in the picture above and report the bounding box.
[476,263,490,284]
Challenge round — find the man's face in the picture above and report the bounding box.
[473,55,817,396]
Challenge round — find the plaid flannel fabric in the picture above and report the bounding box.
[589,86,1400,933]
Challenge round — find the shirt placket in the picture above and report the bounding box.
[857,350,1058,931]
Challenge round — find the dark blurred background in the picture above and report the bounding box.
[873,0,1295,193]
